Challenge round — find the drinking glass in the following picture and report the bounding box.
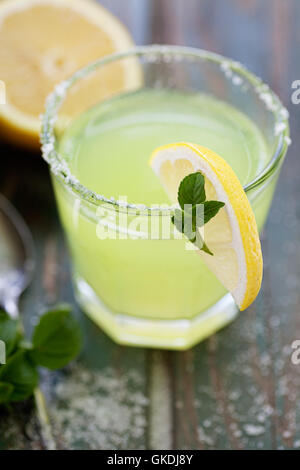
[41,46,289,349]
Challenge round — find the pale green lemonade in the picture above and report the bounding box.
[54,89,274,347]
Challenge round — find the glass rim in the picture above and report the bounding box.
[40,44,290,213]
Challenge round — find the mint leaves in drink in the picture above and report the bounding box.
[0,305,81,404]
[171,172,225,255]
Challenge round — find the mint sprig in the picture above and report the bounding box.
[29,306,82,370]
[0,305,82,405]
[0,350,39,403]
[178,172,206,208]
[171,172,225,255]
[0,311,22,356]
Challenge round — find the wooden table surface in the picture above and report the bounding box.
[1,0,300,450]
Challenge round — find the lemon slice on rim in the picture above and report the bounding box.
[0,0,140,150]
[150,142,263,311]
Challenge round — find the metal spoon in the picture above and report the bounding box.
[0,194,55,447]
[0,194,35,318]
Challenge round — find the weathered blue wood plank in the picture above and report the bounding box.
[99,0,152,44]
[1,0,300,451]
[169,0,300,450]
[0,154,149,450]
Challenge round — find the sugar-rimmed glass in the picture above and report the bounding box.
[41,45,289,349]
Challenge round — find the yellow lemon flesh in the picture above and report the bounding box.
[0,0,138,149]
[150,142,263,311]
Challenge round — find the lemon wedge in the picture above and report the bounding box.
[0,0,139,149]
[150,142,263,311]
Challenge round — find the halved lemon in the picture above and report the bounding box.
[150,142,263,311]
[0,0,139,150]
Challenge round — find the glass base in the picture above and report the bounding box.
[73,275,239,350]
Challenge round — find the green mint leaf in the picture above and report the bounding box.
[172,208,195,240]
[172,172,225,256]
[0,382,14,404]
[204,200,225,224]
[171,208,185,233]
[186,204,205,227]
[193,230,214,256]
[0,351,38,402]
[0,310,21,356]
[29,306,82,370]
[200,242,214,256]
[178,172,206,209]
